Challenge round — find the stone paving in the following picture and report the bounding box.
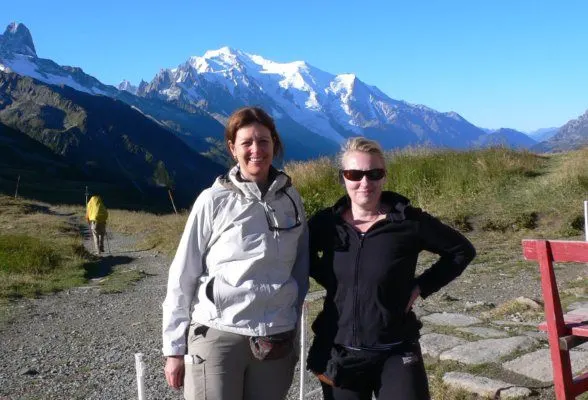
[416,300,588,398]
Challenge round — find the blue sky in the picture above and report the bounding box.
[4,0,588,132]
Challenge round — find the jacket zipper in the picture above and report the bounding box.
[352,232,365,346]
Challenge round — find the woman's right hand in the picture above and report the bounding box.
[315,373,334,387]
[164,355,185,389]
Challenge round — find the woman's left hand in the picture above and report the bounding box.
[405,285,421,313]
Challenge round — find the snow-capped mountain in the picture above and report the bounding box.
[0,23,115,97]
[129,46,486,150]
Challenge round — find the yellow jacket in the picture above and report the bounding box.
[86,196,108,223]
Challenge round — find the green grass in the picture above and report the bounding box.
[0,196,92,300]
[287,147,588,237]
[0,234,60,274]
[97,268,149,294]
[2,146,587,304]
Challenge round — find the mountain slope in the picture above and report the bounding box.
[476,128,537,149]
[0,23,229,163]
[0,71,224,208]
[535,110,588,152]
[527,127,559,142]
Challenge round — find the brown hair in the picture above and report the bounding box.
[225,107,284,159]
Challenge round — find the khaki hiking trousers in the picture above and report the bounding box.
[184,323,297,400]
[90,221,106,253]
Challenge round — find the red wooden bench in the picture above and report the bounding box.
[522,239,588,399]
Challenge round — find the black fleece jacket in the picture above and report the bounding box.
[307,192,476,372]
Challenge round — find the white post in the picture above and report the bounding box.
[584,200,588,241]
[135,353,146,400]
[299,302,307,400]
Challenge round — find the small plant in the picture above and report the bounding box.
[558,214,586,237]
[481,298,543,321]
[513,211,538,230]
[481,219,510,232]
[451,213,473,232]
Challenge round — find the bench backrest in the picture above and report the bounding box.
[523,240,588,263]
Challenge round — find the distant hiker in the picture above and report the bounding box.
[85,195,108,254]
[162,106,309,400]
[306,137,476,400]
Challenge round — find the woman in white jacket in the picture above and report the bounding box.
[162,107,309,400]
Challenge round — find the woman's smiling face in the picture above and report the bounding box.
[229,122,274,183]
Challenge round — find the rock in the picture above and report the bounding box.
[492,320,539,327]
[568,301,588,311]
[458,327,508,338]
[19,368,38,376]
[577,341,588,351]
[503,348,588,383]
[568,307,588,316]
[443,371,532,399]
[464,300,495,311]
[514,296,542,309]
[441,293,460,302]
[440,336,537,365]
[522,330,548,340]
[420,333,467,358]
[421,312,482,327]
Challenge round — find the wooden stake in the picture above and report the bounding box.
[14,175,20,199]
[168,188,178,214]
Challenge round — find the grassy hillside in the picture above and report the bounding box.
[1,147,586,302]
[0,196,91,302]
[287,147,587,236]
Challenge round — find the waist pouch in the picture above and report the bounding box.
[249,330,295,361]
[324,341,417,389]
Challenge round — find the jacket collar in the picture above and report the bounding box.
[215,165,291,200]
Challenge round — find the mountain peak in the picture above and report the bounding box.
[118,79,138,94]
[203,46,241,59]
[444,111,465,121]
[337,73,357,83]
[0,22,37,57]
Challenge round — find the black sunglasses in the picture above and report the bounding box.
[340,168,386,182]
[265,192,302,232]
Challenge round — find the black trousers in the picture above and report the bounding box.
[321,341,430,400]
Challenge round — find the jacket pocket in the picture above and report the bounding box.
[206,278,215,304]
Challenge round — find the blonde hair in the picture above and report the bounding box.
[339,137,386,168]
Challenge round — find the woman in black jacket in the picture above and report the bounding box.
[307,137,476,400]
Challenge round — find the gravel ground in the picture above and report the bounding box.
[0,227,180,400]
[0,215,585,399]
[0,220,323,400]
